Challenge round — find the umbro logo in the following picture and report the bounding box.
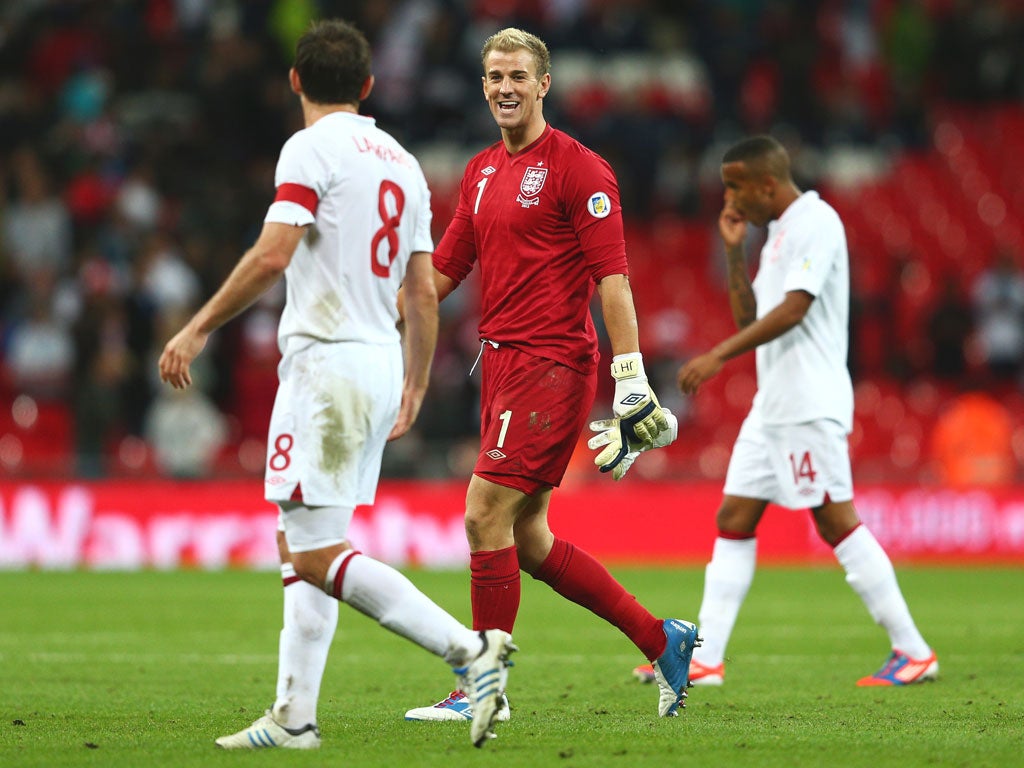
[485,449,506,460]
[482,166,496,175]
[620,394,646,406]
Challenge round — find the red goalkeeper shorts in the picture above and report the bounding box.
[474,344,597,495]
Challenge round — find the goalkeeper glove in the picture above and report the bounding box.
[610,353,670,443]
[588,409,678,481]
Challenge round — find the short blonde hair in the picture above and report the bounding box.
[481,27,550,78]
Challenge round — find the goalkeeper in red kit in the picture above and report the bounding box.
[401,27,699,724]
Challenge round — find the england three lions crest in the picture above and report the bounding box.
[516,166,548,207]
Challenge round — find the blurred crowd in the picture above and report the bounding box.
[1,0,1023,484]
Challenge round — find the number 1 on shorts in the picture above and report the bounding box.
[496,409,512,448]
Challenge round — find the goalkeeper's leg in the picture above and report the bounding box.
[526,535,701,715]
[526,536,668,661]
[405,475,530,726]
[465,475,528,635]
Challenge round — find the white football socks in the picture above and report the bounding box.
[693,536,757,667]
[273,563,338,728]
[834,525,931,659]
[327,550,483,667]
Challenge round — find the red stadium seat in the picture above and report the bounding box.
[1,397,74,476]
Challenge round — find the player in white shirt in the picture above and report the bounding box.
[158,19,515,750]
[633,135,937,688]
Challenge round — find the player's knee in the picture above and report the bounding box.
[290,558,323,587]
[715,508,756,535]
[812,500,859,545]
[464,508,505,549]
[464,515,486,550]
[816,520,859,546]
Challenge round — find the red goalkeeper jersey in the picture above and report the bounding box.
[434,125,629,374]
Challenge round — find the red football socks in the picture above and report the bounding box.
[533,538,666,660]
[470,545,521,633]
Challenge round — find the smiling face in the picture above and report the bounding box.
[720,160,776,227]
[482,47,550,149]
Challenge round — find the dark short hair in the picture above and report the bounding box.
[294,19,371,105]
[722,135,790,180]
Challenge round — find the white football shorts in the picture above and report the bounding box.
[264,338,402,531]
[723,411,853,509]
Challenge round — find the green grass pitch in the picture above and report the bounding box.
[1,566,1021,767]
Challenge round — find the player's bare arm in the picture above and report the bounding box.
[159,221,305,389]
[677,290,813,394]
[390,250,439,440]
[588,271,676,478]
[396,269,455,326]
[720,204,757,329]
[595,273,641,355]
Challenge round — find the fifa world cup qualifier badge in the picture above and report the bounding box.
[516,165,547,207]
[587,191,611,218]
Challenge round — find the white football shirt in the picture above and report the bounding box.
[264,112,433,351]
[750,191,853,431]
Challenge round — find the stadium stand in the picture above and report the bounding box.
[1,1,1022,483]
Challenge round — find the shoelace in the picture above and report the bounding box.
[876,652,902,677]
[437,690,466,707]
